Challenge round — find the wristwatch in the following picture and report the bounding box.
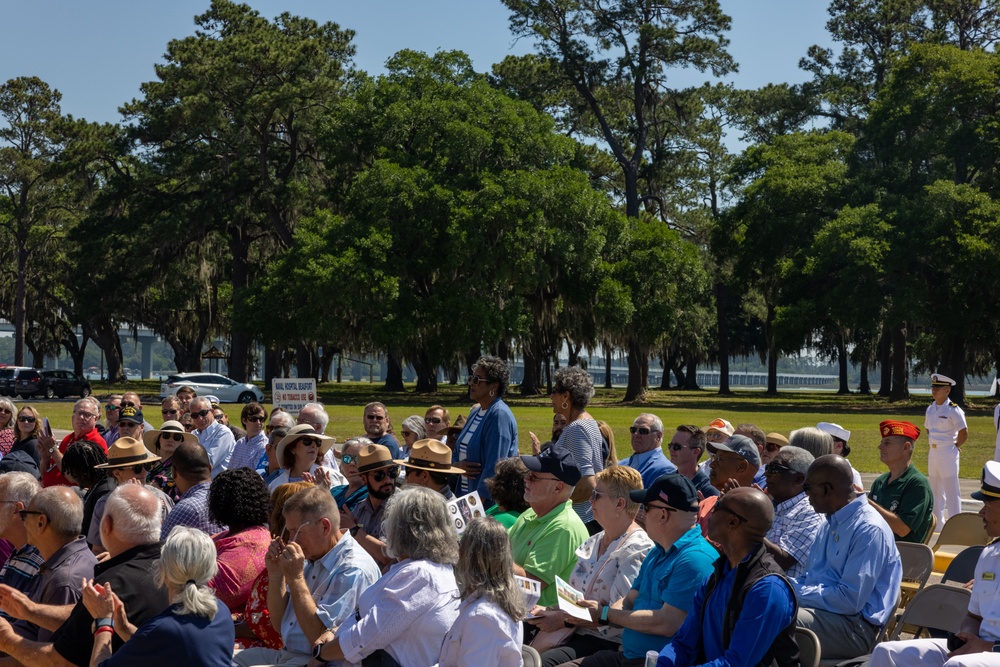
[313,642,327,660]
[993,640,1000,652]
[599,605,610,626]
[350,526,361,537]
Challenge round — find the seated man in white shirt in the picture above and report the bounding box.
[233,487,381,667]
[870,461,1000,667]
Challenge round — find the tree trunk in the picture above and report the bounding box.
[836,327,850,394]
[890,321,909,402]
[264,348,279,387]
[659,353,674,390]
[88,319,125,383]
[520,340,541,396]
[684,357,701,390]
[604,347,612,389]
[623,337,645,402]
[295,343,314,380]
[858,357,871,394]
[383,353,405,392]
[412,348,438,393]
[765,302,778,395]
[13,245,27,367]
[878,323,892,397]
[62,332,89,377]
[941,334,966,406]
[715,281,732,394]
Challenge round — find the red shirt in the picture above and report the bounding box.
[42,428,107,487]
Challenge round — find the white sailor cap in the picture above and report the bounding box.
[930,374,956,387]
[817,421,851,443]
[972,461,1000,501]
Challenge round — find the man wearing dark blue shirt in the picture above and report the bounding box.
[656,487,799,667]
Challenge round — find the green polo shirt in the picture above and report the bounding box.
[509,500,589,607]
[870,464,933,543]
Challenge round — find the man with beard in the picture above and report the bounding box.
[341,444,397,567]
[362,402,400,458]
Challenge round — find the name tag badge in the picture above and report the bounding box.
[984,572,995,581]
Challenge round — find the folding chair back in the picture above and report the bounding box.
[887,584,971,641]
[898,542,935,588]
[794,627,821,667]
[941,545,985,586]
[522,644,542,667]
[922,513,937,544]
[932,513,989,552]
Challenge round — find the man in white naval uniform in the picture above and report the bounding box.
[925,373,968,525]
[869,461,1000,667]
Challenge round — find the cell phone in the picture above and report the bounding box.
[43,418,52,439]
[947,632,967,651]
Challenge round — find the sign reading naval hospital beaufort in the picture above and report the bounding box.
[271,378,317,416]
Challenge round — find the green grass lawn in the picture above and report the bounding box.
[32,381,999,478]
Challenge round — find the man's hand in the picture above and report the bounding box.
[339,505,357,530]
[278,541,307,581]
[527,608,570,632]
[529,432,542,456]
[265,537,285,575]
[0,615,17,649]
[0,584,33,621]
[949,632,993,656]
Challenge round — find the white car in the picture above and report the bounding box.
[160,373,265,404]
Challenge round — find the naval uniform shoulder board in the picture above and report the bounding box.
[949,401,958,407]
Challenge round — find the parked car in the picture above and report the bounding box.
[24,370,92,399]
[160,373,264,404]
[0,367,35,397]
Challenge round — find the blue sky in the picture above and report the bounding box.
[1,0,834,125]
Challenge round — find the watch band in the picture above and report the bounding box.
[993,640,1000,653]
[599,605,610,626]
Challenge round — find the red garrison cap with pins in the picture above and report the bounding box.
[879,420,920,440]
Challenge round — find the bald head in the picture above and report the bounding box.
[725,487,774,539]
[808,454,855,491]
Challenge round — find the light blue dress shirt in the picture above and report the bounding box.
[195,420,236,477]
[620,448,677,489]
[791,494,902,626]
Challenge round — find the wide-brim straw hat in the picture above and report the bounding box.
[396,439,464,474]
[275,424,336,464]
[142,420,200,451]
[96,437,161,469]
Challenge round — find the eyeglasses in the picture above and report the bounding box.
[160,433,185,442]
[0,408,11,415]
[524,472,560,483]
[400,431,413,438]
[281,521,312,544]
[370,467,399,482]
[191,409,212,419]
[424,417,442,424]
[764,443,783,453]
[105,405,119,412]
[17,416,35,424]
[467,375,491,386]
[161,409,178,416]
[17,510,46,521]
[73,411,97,420]
[341,454,357,465]
[642,503,676,515]
[629,427,653,435]
[247,416,266,423]
[365,414,385,421]
[590,490,606,502]
[713,501,748,523]
[709,453,743,464]
[764,462,795,476]
[802,482,833,495]
[115,464,148,475]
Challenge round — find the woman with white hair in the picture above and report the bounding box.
[312,486,461,666]
[81,525,235,666]
[438,517,524,666]
[398,415,426,460]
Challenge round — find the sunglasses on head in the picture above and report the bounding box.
[17,416,35,424]
[371,467,399,482]
[191,409,212,418]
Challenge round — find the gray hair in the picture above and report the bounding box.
[342,436,373,453]
[299,403,329,433]
[33,487,83,537]
[0,472,40,504]
[737,423,766,448]
[269,411,295,430]
[636,413,663,433]
[158,526,219,619]
[775,446,815,476]
[190,396,212,412]
[0,397,15,428]
[401,415,426,439]
[282,486,340,530]
[103,484,161,545]
[383,486,458,565]
[457,518,525,621]
[473,356,510,397]
[75,396,101,417]
[553,366,595,410]
[789,427,834,459]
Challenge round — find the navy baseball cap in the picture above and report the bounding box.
[629,473,699,511]
[521,442,581,485]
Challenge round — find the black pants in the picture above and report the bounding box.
[362,649,401,667]
[540,634,620,667]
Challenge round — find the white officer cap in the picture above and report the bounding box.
[816,421,850,443]
[930,374,956,387]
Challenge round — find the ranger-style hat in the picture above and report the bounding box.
[96,437,161,469]
[397,439,464,474]
[357,443,395,473]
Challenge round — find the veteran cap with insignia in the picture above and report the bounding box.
[972,461,1000,501]
[930,373,956,387]
[879,420,920,441]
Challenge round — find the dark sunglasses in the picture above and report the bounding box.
[371,467,399,482]
[191,409,212,418]
[629,427,653,435]
[214,414,225,422]
[247,416,266,423]
[668,443,690,451]
[764,462,795,476]
[160,432,185,442]
[713,501,748,523]
[802,482,833,495]
[17,416,35,424]
[17,510,46,521]
[161,409,178,416]
[117,464,149,475]
[400,431,413,438]
[298,438,321,447]
[424,417,442,424]
[121,401,137,408]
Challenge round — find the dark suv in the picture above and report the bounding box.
[17,369,92,399]
[0,367,34,397]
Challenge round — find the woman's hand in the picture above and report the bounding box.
[527,608,570,633]
[312,467,332,489]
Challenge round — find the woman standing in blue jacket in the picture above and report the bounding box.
[452,356,519,505]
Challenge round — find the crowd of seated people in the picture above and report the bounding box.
[0,359,993,666]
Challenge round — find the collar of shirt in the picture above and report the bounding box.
[179,480,211,501]
[828,493,867,527]
[774,491,808,515]
[39,536,92,574]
